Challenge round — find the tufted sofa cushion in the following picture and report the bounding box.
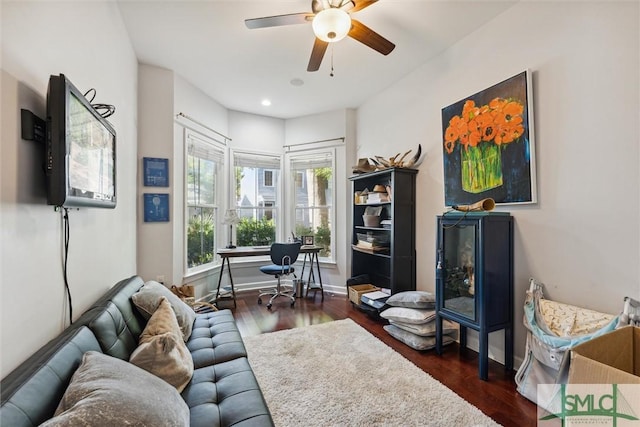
[80,302,140,360]
[189,310,248,368]
[183,357,273,427]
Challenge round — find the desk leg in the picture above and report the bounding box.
[215,258,236,308]
[228,258,236,308]
[298,253,309,298]
[215,258,226,301]
[305,252,324,300]
[305,255,315,297]
[314,252,324,301]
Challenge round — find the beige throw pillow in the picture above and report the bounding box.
[130,297,194,392]
[132,280,196,341]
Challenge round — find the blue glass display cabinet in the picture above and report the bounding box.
[435,212,514,380]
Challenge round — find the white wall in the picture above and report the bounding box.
[357,1,639,362]
[137,64,174,285]
[229,110,285,152]
[1,1,138,377]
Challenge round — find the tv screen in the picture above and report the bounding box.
[46,74,116,208]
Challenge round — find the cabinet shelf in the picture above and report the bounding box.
[355,202,391,206]
[355,226,389,232]
[351,245,391,257]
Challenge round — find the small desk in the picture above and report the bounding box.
[214,245,324,307]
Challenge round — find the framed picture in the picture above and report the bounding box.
[303,236,314,246]
[144,193,169,222]
[143,157,169,187]
[441,71,536,206]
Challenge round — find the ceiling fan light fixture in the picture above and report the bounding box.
[312,8,351,43]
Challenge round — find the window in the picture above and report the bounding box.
[263,170,274,187]
[289,150,334,260]
[185,131,224,273]
[233,151,281,246]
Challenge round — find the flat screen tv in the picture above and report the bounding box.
[46,74,116,208]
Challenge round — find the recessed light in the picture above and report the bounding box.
[290,78,304,87]
[261,99,272,107]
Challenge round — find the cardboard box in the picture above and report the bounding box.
[568,325,640,384]
[348,284,379,305]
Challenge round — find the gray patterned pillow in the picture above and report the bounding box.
[384,324,456,351]
[385,291,436,308]
[130,297,194,392]
[380,307,436,324]
[389,319,458,337]
[40,351,189,426]
[132,280,196,341]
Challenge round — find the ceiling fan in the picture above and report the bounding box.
[245,0,395,72]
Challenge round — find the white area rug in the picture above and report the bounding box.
[243,319,501,427]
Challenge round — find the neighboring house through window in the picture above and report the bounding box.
[232,151,281,246]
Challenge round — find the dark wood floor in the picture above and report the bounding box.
[218,289,538,427]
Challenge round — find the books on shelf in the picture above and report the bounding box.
[361,290,389,300]
[366,193,390,203]
[352,243,389,254]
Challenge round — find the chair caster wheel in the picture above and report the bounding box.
[258,298,262,305]
[267,304,272,310]
[290,302,295,308]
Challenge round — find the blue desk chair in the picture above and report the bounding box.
[258,242,301,310]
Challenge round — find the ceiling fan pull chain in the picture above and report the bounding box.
[330,45,335,77]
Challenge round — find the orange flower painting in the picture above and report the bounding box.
[441,71,536,206]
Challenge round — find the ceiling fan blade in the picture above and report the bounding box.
[350,0,378,13]
[307,38,329,72]
[245,13,314,29]
[348,19,395,55]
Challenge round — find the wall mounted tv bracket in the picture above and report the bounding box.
[21,109,46,144]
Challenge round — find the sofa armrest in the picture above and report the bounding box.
[0,327,102,427]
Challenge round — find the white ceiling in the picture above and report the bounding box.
[117,0,517,119]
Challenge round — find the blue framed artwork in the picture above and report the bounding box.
[441,71,537,206]
[144,193,169,222]
[143,157,169,187]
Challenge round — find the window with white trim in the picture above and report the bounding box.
[232,151,281,246]
[263,170,274,187]
[289,150,334,260]
[185,131,224,273]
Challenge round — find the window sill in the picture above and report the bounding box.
[183,263,220,282]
